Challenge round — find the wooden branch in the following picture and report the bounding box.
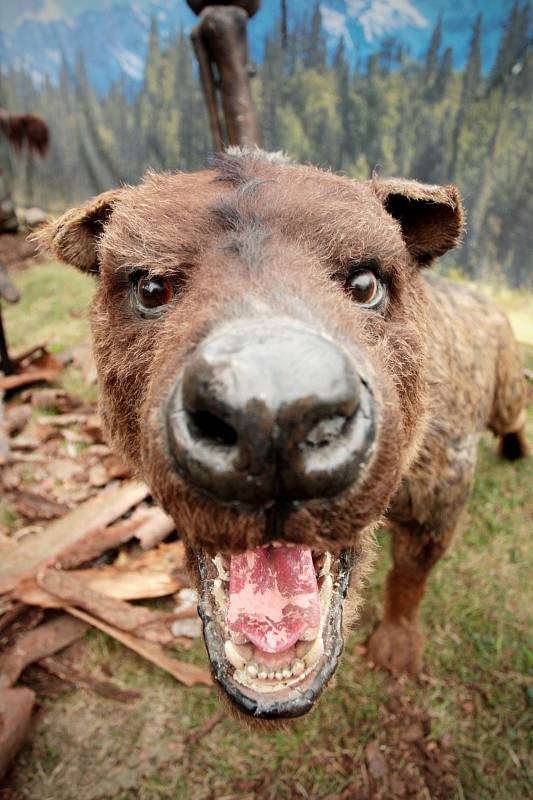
[38,569,176,645]
[38,656,140,703]
[0,614,88,688]
[65,607,213,688]
[0,481,150,593]
[0,686,35,781]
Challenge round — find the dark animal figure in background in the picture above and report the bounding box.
[0,111,49,159]
[35,148,529,720]
[0,110,49,234]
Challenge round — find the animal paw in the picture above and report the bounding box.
[367,620,424,675]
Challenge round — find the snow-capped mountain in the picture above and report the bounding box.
[322,0,428,44]
[0,1,521,95]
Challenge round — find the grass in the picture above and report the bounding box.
[2,260,97,403]
[3,261,95,354]
[4,261,533,800]
[478,284,533,346]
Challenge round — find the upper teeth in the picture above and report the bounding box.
[224,640,247,670]
[213,578,227,615]
[317,552,332,577]
[213,553,229,580]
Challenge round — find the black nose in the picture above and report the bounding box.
[166,319,376,505]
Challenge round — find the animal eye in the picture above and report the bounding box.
[345,268,384,308]
[135,275,174,313]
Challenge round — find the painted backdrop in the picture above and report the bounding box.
[0,1,531,285]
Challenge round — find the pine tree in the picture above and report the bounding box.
[425,15,442,81]
[435,46,453,99]
[138,15,163,168]
[489,1,528,91]
[448,13,481,179]
[304,2,327,73]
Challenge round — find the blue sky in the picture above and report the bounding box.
[0,1,156,32]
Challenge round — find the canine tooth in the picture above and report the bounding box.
[213,578,228,608]
[303,635,324,668]
[319,574,333,612]
[317,552,332,577]
[213,553,229,580]
[224,640,247,670]
[291,659,305,677]
[282,668,292,679]
[246,663,258,678]
[234,669,245,684]
[275,671,283,680]
[319,575,333,620]
[258,670,268,680]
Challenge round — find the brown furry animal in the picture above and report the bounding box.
[34,148,528,720]
[0,110,49,158]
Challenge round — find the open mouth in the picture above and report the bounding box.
[196,543,355,719]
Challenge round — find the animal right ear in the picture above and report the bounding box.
[372,178,464,266]
[31,189,123,274]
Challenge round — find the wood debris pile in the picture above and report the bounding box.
[0,385,212,781]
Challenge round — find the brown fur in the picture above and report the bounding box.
[0,111,49,158]
[33,149,528,706]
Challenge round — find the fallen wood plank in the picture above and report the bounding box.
[11,489,69,521]
[35,412,89,427]
[81,539,187,598]
[0,614,88,688]
[57,505,154,569]
[135,506,176,550]
[65,607,213,688]
[38,656,140,703]
[14,540,187,607]
[0,352,63,392]
[38,569,175,645]
[15,573,182,608]
[0,686,35,781]
[0,602,27,635]
[0,481,149,592]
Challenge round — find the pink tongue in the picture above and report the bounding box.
[228,545,321,653]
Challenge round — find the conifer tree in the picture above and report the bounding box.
[425,15,442,81]
[448,13,481,179]
[304,2,327,73]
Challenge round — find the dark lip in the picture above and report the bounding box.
[196,547,355,719]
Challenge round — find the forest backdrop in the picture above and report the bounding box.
[0,0,531,286]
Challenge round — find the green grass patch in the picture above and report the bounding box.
[3,260,97,401]
[3,260,95,353]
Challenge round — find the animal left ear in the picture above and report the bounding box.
[372,178,464,266]
[30,188,123,274]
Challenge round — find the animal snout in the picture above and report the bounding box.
[165,319,376,505]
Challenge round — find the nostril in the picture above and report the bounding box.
[188,409,238,447]
[303,415,350,450]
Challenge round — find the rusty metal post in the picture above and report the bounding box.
[188,1,260,149]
